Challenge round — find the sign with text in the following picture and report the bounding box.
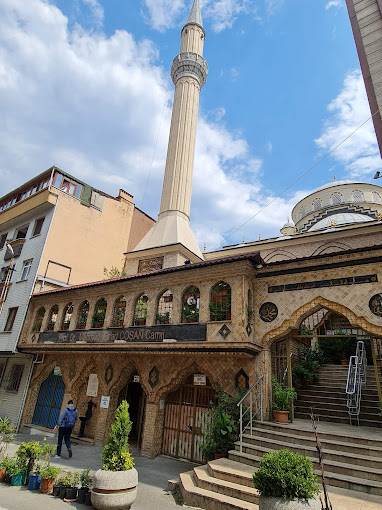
[193,374,207,386]
[100,396,110,409]
[38,324,207,345]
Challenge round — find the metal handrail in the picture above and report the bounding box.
[346,340,367,425]
[237,375,265,453]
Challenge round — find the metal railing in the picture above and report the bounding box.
[237,375,265,452]
[346,340,367,425]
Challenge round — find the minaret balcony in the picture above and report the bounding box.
[171,52,208,86]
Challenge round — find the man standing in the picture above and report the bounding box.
[55,400,78,458]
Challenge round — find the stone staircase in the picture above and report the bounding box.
[294,364,382,427]
[179,420,382,509]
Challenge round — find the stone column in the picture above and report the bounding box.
[140,400,163,457]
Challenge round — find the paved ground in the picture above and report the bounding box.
[2,433,196,510]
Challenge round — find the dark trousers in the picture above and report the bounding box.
[56,426,73,456]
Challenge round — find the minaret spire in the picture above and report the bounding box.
[129,0,208,269]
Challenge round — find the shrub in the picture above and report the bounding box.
[40,465,61,481]
[272,379,297,412]
[5,457,24,477]
[293,347,324,386]
[16,441,44,475]
[80,468,93,488]
[253,449,320,501]
[0,418,15,458]
[102,401,134,472]
[59,471,80,487]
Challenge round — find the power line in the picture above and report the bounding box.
[223,110,380,237]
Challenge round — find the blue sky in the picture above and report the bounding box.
[0,0,380,249]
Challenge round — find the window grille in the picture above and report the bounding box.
[46,305,59,331]
[373,191,382,204]
[4,307,18,332]
[156,290,173,325]
[133,295,149,326]
[6,364,24,392]
[76,301,89,330]
[181,286,200,323]
[111,297,127,328]
[352,190,364,203]
[331,192,343,205]
[32,307,46,333]
[61,303,73,331]
[210,281,231,321]
[92,298,107,329]
[312,198,322,211]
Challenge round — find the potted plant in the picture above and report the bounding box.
[16,441,43,483]
[91,400,137,510]
[58,471,73,499]
[253,449,320,509]
[64,471,80,502]
[78,468,93,505]
[40,465,61,494]
[272,378,297,424]
[9,458,26,487]
[0,417,15,460]
[28,463,42,491]
[0,456,13,482]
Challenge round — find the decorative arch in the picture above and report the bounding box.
[210,281,231,321]
[61,303,73,331]
[46,305,59,331]
[133,294,149,326]
[156,289,174,325]
[181,286,200,323]
[32,307,46,333]
[111,296,127,328]
[311,241,352,256]
[264,296,382,347]
[76,300,90,330]
[92,298,107,329]
[263,249,295,263]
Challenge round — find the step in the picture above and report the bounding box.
[228,450,382,496]
[194,465,259,505]
[244,427,382,458]
[296,395,379,407]
[294,411,382,428]
[297,388,380,399]
[253,421,382,447]
[294,404,381,419]
[179,470,258,510]
[240,434,382,471]
[295,400,380,414]
[207,458,255,488]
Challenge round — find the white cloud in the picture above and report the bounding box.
[265,0,284,16]
[81,0,104,26]
[316,70,381,178]
[142,0,257,33]
[0,0,296,249]
[325,0,342,10]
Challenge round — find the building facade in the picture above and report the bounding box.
[0,167,154,427]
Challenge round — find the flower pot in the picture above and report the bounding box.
[40,477,55,495]
[59,486,67,499]
[0,468,6,482]
[273,410,289,424]
[91,468,138,510]
[85,491,92,506]
[259,496,321,509]
[11,473,24,487]
[52,485,61,497]
[28,474,42,491]
[64,487,78,501]
[78,487,90,504]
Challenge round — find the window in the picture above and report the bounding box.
[46,305,59,331]
[6,364,24,392]
[4,307,18,332]
[20,259,33,281]
[76,301,89,330]
[61,303,73,331]
[312,199,322,211]
[156,290,173,325]
[133,294,149,326]
[32,217,45,237]
[0,267,8,283]
[15,225,29,240]
[32,307,46,333]
[92,298,107,329]
[0,234,8,250]
[210,281,231,321]
[111,296,127,328]
[331,192,343,206]
[373,191,382,204]
[181,286,200,323]
[352,190,364,203]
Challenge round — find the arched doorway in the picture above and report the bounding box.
[118,374,146,448]
[32,371,65,429]
[162,374,215,463]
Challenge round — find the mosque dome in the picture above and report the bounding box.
[290,180,382,234]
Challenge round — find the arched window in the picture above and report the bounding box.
[312,198,322,211]
[156,290,173,325]
[111,296,127,328]
[331,192,343,205]
[181,286,200,323]
[133,294,149,326]
[352,190,364,203]
[210,281,231,321]
[373,191,382,204]
[46,305,59,331]
[61,303,73,331]
[76,300,89,330]
[32,307,45,333]
[92,298,107,329]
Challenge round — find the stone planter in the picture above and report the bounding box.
[91,469,138,510]
[273,411,289,424]
[259,496,321,510]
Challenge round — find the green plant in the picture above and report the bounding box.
[272,378,297,412]
[103,267,127,279]
[80,468,93,489]
[253,449,320,501]
[0,417,15,458]
[40,441,55,466]
[102,400,135,472]
[16,441,44,475]
[59,471,79,487]
[293,346,324,386]
[40,465,61,481]
[201,391,242,460]
[0,456,14,470]
[6,457,24,477]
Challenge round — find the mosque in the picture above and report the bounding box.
[18,0,382,468]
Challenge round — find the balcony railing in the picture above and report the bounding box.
[4,239,25,261]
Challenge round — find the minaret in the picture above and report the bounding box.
[129,0,208,271]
